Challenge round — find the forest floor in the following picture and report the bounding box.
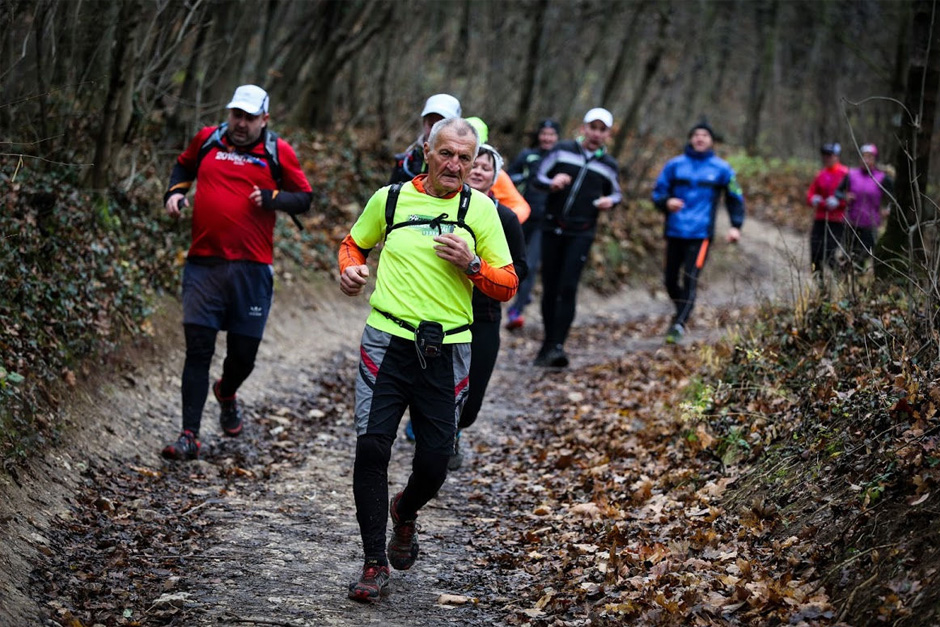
[0,214,810,627]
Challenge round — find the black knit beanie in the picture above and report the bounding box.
[688,121,715,139]
[537,119,562,134]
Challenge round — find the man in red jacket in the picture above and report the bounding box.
[806,142,848,286]
[161,84,313,460]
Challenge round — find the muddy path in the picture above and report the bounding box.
[0,216,805,626]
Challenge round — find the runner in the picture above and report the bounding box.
[838,143,894,272]
[161,84,312,460]
[505,118,561,330]
[465,116,531,224]
[533,108,621,367]
[651,121,744,344]
[339,117,517,602]
[806,142,848,287]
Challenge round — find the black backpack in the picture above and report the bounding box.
[383,182,476,247]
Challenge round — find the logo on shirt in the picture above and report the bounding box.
[215,151,267,169]
[406,214,457,237]
[248,305,264,317]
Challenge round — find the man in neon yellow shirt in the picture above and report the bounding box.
[338,117,518,602]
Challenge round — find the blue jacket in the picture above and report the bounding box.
[652,145,744,239]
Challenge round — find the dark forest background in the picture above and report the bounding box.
[0,0,925,189]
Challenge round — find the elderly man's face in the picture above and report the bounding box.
[227,109,268,146]
[423,124,477,197]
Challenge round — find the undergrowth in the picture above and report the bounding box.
[695,287,940,624]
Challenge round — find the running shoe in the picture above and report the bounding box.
[387,491,419,570]
[536,345,568,368]
[213,379,243,436]
[505,308,525,330]
[348,561,390,602]
[447,431,463,471]
[664,323,685,345]
[547,346,569,368]
[533,346,551,367]
[161,430,201,461]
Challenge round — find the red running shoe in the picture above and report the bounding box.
[387,492,419,570]
[213,379,243,436]
[161,430,201,461]
[348,562,390,602]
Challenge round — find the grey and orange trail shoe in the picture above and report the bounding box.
[161,430,201,461]
[213,379,243,436]
[348,561,390,602]
[387,491,419,570]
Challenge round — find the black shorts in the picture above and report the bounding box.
[354,325,470,455]
[181,259,273,338]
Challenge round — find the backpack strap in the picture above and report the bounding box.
[197,123,228,166]
[455,184,476,246]
[383,183,476,249]
[384,183,403,237]
[262,128,282,187]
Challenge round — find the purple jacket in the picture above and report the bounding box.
[841,168,890,229]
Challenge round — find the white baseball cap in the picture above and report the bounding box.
[583,107,613,128]
[226,84,269,115]
[421,94,461,120]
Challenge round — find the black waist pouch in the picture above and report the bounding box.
[416,321,445,358]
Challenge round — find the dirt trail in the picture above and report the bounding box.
[0,216,805,626]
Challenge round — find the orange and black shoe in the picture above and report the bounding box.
[213,379,243,436]
[348,561,390,602]
[161,430,201,461]
[387,491,419,570]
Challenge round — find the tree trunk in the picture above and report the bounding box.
[293,0,391,130]
[742,0,779,155]
[167,6,214,140]
[88,0,141,189]
[875,0,940,281]
[33,1,50,146]
[611,7,670,156]
[511,0,548,147]
[258,0,280,80]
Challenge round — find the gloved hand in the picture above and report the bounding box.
[825,196,839,210]
[811,194,823,208]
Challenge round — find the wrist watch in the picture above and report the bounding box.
[465,254,482,275]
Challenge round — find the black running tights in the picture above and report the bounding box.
[459,319,500,430]
[181,324,260,434]
[353,433,450,563]
[540,229,594,348]
[664,237,709,328]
